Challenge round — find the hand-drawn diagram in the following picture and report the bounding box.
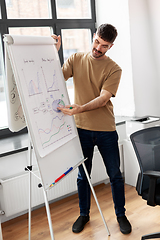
[31,94,72,149]
[10,75,17,104]
[42,67,59,93]
[5,48,26,131]
[52,98,65,112]
[10,74,25,123]
[27,73,42,96]
[10,44,76,157]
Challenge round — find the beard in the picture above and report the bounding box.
[92,48,106,59]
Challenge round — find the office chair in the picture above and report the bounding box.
[130,126,160,240]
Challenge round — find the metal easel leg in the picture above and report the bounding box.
[0,209,5,240]
[43,189,55,240]
[27,139,55,240]
[28,140,32,240]
[0,222,3,240]
[82,162,110,236]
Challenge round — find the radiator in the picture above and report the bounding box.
[0,169,78,217]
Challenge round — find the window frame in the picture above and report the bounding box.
[0,0,96,138]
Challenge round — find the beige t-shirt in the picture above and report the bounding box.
[62,52,122,131]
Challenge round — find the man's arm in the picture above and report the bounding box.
[57,89,112,116]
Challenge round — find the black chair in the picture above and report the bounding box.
[130,126,160,240]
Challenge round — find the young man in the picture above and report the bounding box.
[52,24,132,235]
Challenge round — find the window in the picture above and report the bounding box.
[5,0,51,19]
[56,0,92,19]
[0,0,96,136]
[62,28,91,103]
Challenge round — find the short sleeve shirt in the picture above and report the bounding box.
[62,52,122,131]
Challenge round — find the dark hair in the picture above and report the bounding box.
[96,24,118,43]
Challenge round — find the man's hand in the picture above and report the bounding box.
[57,90,112,116]
[51,34,61,51]
[57,104,82,116]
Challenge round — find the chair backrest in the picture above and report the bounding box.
[130,126,160,195]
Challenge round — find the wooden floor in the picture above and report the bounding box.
[2,183,160,240]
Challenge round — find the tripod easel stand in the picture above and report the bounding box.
[26,138,110,240]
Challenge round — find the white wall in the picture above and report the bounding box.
[95,0,135,116]
[128,0,160,117]
[148,0,160,79]
[95,0,160,118]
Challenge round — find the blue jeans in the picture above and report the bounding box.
[77,128,126,218]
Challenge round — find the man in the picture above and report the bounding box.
[52,23,132,235]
